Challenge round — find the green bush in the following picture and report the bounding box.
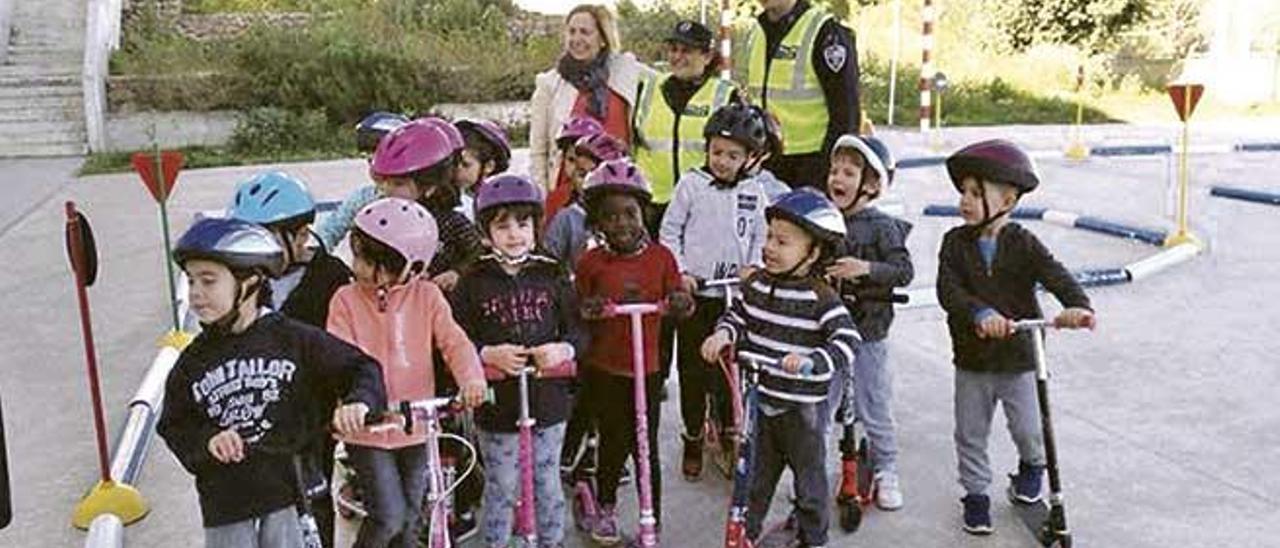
[228,107,349,156]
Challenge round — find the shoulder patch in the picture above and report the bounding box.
[823,43,847,73]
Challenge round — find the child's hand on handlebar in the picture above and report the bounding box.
[738,265,757,281]
[1054,308,1096,330]
[667,290,695,319]
[459,378,488,409]
[207,429,245,464]
[825,257,870,281]
[976,312,1015,339]
[531,342,573,370]
[701,329,732,364]
[332,402,370,436]
[580,296,607,320]
[681,274,700,294]
[481,344,530,376]
[780,353,814,374]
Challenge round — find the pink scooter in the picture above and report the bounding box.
[572,302,665,548]
[484,360,577,546]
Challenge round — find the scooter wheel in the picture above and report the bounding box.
[838,501,863,533]
[571,484,595,532]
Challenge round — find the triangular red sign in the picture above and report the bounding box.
[1167,83,1204,122]
[131,151,185,203]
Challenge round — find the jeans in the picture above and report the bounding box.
[479,422,568,547]
[348,444,429,548]
[205,505,303,548]
[746,404,830,546]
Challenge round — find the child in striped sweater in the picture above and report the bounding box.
[701,189,862,548]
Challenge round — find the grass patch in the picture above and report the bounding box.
[78,146,354,176]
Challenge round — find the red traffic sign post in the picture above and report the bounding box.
[132,151,185,332]
[1165,83,1204,248]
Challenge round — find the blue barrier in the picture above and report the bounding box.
[1089,144,1173,157]
[922,205,1046,219]
[897,140,1280,170]
[897,156,947,169]
[1072,267,1132,288]
[317,200,340,212]
[1235,142,1280,153]
[1210,185,1280,206]
[1072,216,1167,246]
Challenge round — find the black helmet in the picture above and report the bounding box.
[945,139,1039,194]
[765,188,847,244]
[355,111,410,154]
[173,217,286,278]
[704,103,768,153]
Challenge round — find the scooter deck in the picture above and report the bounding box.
[1011,499,1051,544]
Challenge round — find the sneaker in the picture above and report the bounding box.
[591,504,622,545]
[961,494,993,535]
[449,510,478,542]
[682,432,704,481]
[1007,461,1045,505]
[874,470,904,511]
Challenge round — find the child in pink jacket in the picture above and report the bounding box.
[327,197,487,548]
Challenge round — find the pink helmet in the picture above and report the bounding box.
[370,119,458,178]
[419,116,465,154]
[556,116,605,149]
[354,197,440,270]
[574,133,628,162]
[582,158,652,204]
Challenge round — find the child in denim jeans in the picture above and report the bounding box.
[453,175,588,547]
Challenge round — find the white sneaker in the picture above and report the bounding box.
[875,470,904,510]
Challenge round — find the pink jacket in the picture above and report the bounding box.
[327,278,482,449]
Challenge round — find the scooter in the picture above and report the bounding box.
[699,277,744,480]
[571,302,665,548]
[1009,318,1077,548]
[484,360,577,546]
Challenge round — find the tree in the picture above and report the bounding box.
[985,0,1149,54]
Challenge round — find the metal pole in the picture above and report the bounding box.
[67,203,112,484]
[887,0,901,125]
[154,143,180,332]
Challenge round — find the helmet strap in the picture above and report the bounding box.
[973,181,1015,232]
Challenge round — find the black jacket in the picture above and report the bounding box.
[836,207,913,341]
[936,223,1091,374]
[452,254,589,433]
[278,251,352,328]
[156,312,385,527]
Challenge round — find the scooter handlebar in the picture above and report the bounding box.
[697,276,742,291]
[601,301,666,317]
[483,360,577,381]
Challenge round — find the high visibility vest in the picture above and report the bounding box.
[634,73,735,204]
[744,8,832,155]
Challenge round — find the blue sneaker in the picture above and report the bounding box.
[1007,461,1045,505]
[961,494,993,535]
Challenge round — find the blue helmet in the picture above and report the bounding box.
[355,111,410,153]
[228,171,316,227]
[173,217,286,278]
[765,188,847,244]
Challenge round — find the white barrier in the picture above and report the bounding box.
[1125,242,1201,282]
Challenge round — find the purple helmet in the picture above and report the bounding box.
[582,158,652,204]
[455,118,511,173]
[370,119,457,177]
[556,116,605,149]
[473,174,544,222]
[418,116,465,154]
[575,133,628,162]
[945,139,1039,194]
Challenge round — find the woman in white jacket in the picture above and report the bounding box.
[529,4,650,195]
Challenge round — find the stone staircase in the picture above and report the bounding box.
[1,0,87,157]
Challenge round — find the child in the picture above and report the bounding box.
[316,111,410,251]
[935,139,1095,534]
[701,189,862,548]
[453,174,588,548]
[545,116,606,225]
[368,117,484,292]
[157,217,385,548]
[226,170,355,547]
[327,197,488,548]
[658,103,770,480]
[822,135,914,512]
[453,118,512,223]
[544,132,628,272]
[575,159,694,544]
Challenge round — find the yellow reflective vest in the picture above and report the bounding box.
[743,7,832,155]
[634,73,735,204]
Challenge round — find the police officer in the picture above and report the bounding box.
[633,19,741,237]
[742,0,861,190]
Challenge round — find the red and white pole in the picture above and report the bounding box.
[719,0,733,80]
[919,0,935,133]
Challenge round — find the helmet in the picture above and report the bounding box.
[473,174,544,221]
[574,133,628,162]
[765,188,847,244]
[556,116,604,149]
[863,136,897,185]
[945,139,1039,194]
[371,118,458,178]
[704,103,768,153]
[582,158,652,204]
[173,217,286,278]
[455,118,511,173]
[419,116,465,154]
[750,105,784,158]
[355,111,409,153]
[227,171,316,227]
[354,197,440,269]
[830,134,889,187]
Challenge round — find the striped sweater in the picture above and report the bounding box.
[717,272,862,407]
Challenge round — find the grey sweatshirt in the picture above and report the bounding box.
[659,168,768,298]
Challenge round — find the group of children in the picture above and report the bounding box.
[157,101,1096,548]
